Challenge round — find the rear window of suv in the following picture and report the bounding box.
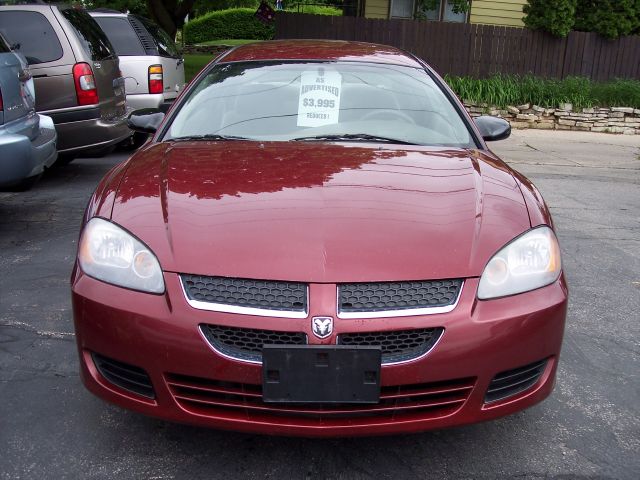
[137,16,180,58]
[92,17,146,56]
[61,8,116,61]
[0,11,64,64]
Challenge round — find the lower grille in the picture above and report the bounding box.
[338,328,444,364]
[485,359,548,403]
[165,373,475,423]
[92,353,155,399]
[200,324,306,363]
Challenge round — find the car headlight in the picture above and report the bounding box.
[78,217,165,294]
[477,226,561,300]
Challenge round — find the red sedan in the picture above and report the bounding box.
[72,40,567,437]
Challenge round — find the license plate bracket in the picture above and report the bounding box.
[262,345,381,404]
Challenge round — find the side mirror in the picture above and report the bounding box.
[127,108,165,134]
[474,116,511,142]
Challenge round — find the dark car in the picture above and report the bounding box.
[0,3,131,160]
[71,40,567,437]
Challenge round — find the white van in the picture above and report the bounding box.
[90,9,186,112]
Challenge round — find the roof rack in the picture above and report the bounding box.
[0,0,48,5]
[90,8,124,14]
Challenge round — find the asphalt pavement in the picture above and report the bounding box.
[1,131,639,479]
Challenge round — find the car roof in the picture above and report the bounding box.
[220,40,423,68]
[89,10,128,18]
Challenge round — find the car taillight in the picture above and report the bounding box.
[148,65,163,94]
[72,62,99,106]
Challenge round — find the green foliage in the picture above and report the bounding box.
[445,74,640,109]
[523,0,577,37]
[184,8,275,43]
[83,0,149,16]
[192,0,261,18]
[417,0,470,15]
[184,54,214,81]
[574,0,640,39]
[286,5,343,15]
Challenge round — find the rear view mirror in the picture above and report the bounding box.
[127,109,165,134]
[474,116,511,142]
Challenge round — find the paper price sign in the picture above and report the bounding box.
[297,70,342,127]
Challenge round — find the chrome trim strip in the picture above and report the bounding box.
[336,281,464,319]
[180,278,309,319]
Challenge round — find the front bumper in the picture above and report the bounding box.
[72,271,567,437]
[0,114,57,187]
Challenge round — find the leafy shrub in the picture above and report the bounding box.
[523,0,577,37]
[444,74,640,109]
[285,5,343,15]
[574,0,640,39]
[184,8,275,43]
[192,0,261,18]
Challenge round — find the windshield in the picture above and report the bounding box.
[166,61,475,147]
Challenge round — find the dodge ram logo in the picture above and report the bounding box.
[312,316,333,339]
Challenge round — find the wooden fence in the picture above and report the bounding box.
[275,13,640,80]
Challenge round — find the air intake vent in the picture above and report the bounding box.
[182,275,308,315]
[200,324,307,363]
[165,373,476,422]
[92,353,155,398]
[485,359,548,403]
[338,328,444,364]
[338,280,462,315]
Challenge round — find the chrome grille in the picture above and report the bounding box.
[200,324,306,363]
[338,280,462,315]
[182,275,308,315]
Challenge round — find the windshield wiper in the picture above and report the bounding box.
[167,134,250,142]
[292,133,417,145]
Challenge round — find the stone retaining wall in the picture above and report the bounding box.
[464,103,640,135]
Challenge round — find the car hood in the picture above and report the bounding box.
[111,141,530,283]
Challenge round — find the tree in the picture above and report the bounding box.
[574,0,640,39]
[83,0,149,16]
[523,0,577,37]
[146,0,197,38]
[84,0,193,39]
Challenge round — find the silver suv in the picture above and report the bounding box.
[0,33,56,189]
[89,9,185,111]
[0,3,131,160]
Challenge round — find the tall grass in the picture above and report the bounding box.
[444,75,640,109]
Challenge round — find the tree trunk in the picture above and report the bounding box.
[146,0,195,39]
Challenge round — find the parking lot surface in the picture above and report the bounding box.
[1,131,639,479]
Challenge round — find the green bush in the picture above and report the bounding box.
[444,74,640,109]
[285,5,343,15]
[574,0,640,39]
[192,0,261,18]
[523,0,577,37]
[184,8,275,44]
